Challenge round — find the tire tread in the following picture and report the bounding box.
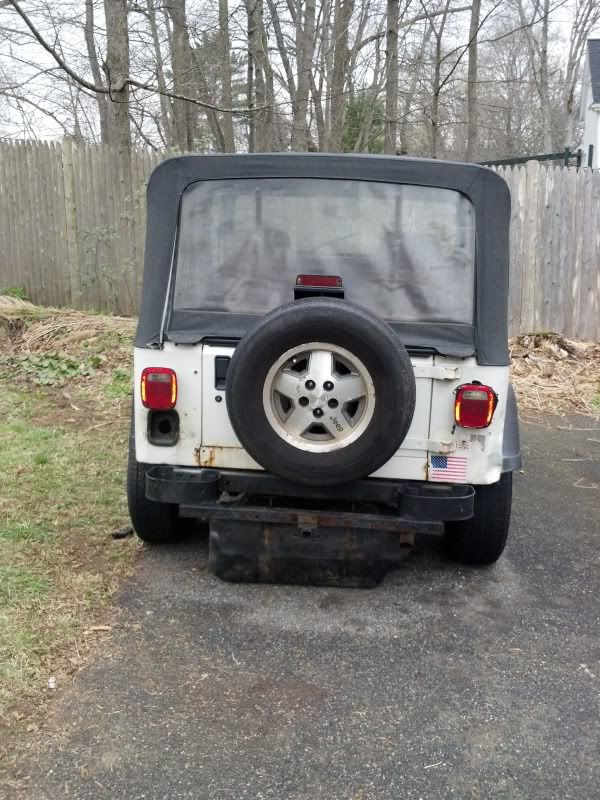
[127,431,184,545]
[445,472,512,565]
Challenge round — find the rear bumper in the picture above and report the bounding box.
[145,466,474,524]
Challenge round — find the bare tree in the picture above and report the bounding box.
[465,0,481,160]
[329,0,354,151]
[166,0,196,150]
[427,0,452,159]
[516,0,552,151]
[146,0,175,146]
[218,0,236,151]
[561,0,600,146]
[0,0,595,162]
[245,0,274,151]
[291,0,316,150]
[104,0,130,151]
[85,0,109,143]
[383,0,398,153]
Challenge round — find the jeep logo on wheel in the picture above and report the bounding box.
[330,415,344,432]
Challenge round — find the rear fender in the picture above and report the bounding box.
[502,384,522,472]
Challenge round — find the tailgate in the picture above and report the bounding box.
[199,346,433,477]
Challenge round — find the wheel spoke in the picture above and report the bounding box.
[283,405,314,437]
[335,374,365,405]
[272,369,303,400]
[320,415,347,439]
[308,350,334,385]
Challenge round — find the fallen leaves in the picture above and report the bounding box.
[510,333,600,416]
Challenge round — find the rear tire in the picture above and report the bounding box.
[127,429,185,545]
[445,472,512,565]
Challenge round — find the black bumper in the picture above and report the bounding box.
[145,466,474,524]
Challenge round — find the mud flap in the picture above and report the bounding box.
[208,519,416,588]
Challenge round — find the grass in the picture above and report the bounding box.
[105,367,132,398]
[0,286,27,300]
[0,312,138,776]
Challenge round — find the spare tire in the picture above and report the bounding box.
[226,298,416,486]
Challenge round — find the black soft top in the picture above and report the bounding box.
[136,153,510,366]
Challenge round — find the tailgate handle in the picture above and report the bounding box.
[214,356,230,390]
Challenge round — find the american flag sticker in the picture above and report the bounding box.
[430,455,468,483]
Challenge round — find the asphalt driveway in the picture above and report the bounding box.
[18,416,600,799]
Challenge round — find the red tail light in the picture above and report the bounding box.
[296,274,342,288]
[141,367,177,410]
[454,383,497,428]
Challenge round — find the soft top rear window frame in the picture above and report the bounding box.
[137,154,510,366]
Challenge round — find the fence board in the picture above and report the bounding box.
[0,142,17,294]
[0,141,598,340]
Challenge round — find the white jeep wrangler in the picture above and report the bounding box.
[127,154,521,580]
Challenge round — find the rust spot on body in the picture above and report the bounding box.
[194,446,219,467]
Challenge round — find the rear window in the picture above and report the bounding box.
[173,178,475,323]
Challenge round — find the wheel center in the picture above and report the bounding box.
[263,341,376,454]
[307,388,328,409]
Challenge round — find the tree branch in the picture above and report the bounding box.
[351,5,471,56]
[5,0,262,116]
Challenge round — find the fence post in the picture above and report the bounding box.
[60,137,80,307]
[588,144,594,169]
[520,160,541,332]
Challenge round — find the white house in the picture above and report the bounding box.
[580,39,600,169]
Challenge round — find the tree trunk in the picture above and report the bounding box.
[103,0,131,152]
[218,0,236,152]
[465,0,480,161]
[539,0,552,152]
[246,8,255,152]
[245,0,273,152]
[85,0,109,143]
[429,0,451,159]
[383,0,399,154]
[266,0,297,111]
[147,0,175,147]
[291,0,316,150]
[329,0,354,152]
[167,0,196,151]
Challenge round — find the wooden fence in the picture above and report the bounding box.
[0,140,598,339]
[0,140,161,317]
[500,160,599,340]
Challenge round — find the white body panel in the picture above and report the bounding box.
[134,344,509,485]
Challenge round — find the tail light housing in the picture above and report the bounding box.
[454,383,497,428]
[141,367,177,410]
[296,274,342,288]
[294,274,344,300]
